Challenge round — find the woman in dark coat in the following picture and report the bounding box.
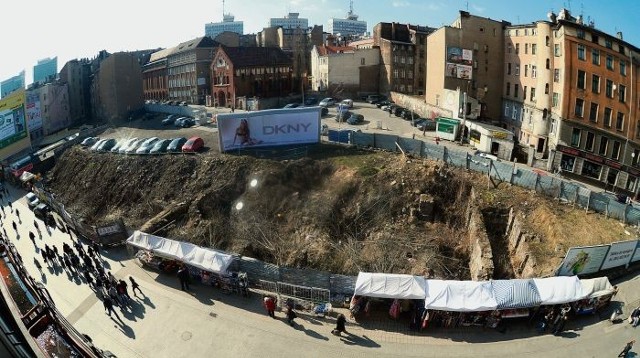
[333,314,348,336]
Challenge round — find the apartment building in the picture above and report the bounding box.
[310,45,379,96]
[167,37,218,105]
[143,47,174,102]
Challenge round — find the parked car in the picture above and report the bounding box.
[162,115,177,125]
[167,137,188,152]
[416,118,437,131]
[340,99,353,108]
[335,110,351,122]
[81,137,99,147]
[401,109,418,121]
[90,138,107,151]
[320,107,329,116]
[34,203,55,226]
[180,118,195,128]
[304,97,318,106]
[136,137,160,154]
[97,138,117,152]
[149,139,171,154]
[123,138,144,154]
[346,113,364,125]
[110,138,132,153]
[376,100,394,108]
[393,106,405,117]
[366,94,386,104]
[283,103,300,109]
[319,97,337,107]
[173,117,187,127]
[384,104,398,113]
[474,151,498,161]
[26,192,39,209]
[182,136,204,152]
[179,101,188,106]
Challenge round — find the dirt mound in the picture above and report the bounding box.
[46,145,634,278]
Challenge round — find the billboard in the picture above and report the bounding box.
[557,245,609,276]
[217,107,321,152]
[0,89,27,150]
[25,91,42,132]
[446,47,473,80]
[600,240,638,270]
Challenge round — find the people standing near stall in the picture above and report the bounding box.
[332,314,348,336]
[286,299,297,326]
[263,296,277,319]
[178,265,190,291]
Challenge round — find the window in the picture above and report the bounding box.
[606,55,614,70]
[545,83,549,94]
[606,79,613,98]
[506,82,511,96]
[524,65,528,77]
[554,69,560,82]
[586,132,595,151]
[515,43,520,54]
[577,70,586,89]
[531,65,537,78]
[604,107,612,127]
[546,58,550,69]
[620,61,627,76]
[591,34,599,44]
[523,86,527,99]
[407,85,413,93]
[554,44,561,56]
[408,57,413,65]
[589,102,599,122]
[504,103,510,117]
[360,58,365,65]
[577,44,586,60]
[619,84,626,103]
[515,64,520,75]
[507,63,511,75]
[619,44,625,55]
[532,44,537,55]
[592,74,600,93]
[393,69,398,78]
[530,88,536,101]
[552,92,559,107]
[514,84,519,98]
[575,98,584,117]
[592,49,600,65]
[612,141,621,160]
[546,36,550,46]
[599,137,609,156]
[512,106,518,120]
[605,38,612,49]
[525,43,529,54]
[577,29,585,39]
[571,128,581,147]
[616,112,625,131]
[408,70,413,79]
[507,43,512,53]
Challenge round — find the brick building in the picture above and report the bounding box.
[167,37,218,105]
[59,59,92,125]
[143,47,174,102]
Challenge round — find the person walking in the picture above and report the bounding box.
[84,271,94,288]
[28,231,35,243]
[332,313,348,336]
[285,299,297,326]
[619,340,635,357]
[11,221,17,233]
[129,276,143,296]
[108,285,120,305]
[263,296,276,319]
[103,296,120,320]
[177,266,190,291]
[630,306,640,327]
[7,200,12,212]
[92,242,101,257]
[552,314,567,336]
[33,258,42,273]
[15,208,20,223]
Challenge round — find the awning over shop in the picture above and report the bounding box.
[425,280,498,312]
[580,277,615,298]
[354,272,427,299]
[533,276,586,305]
[491,279,542,309]
[126,230,234,274]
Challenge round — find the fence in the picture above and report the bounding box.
[328,130,640,226]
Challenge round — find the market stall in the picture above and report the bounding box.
[572,277,616,314]
[532,276,586,305]
[491,279,541,319]
[354,272,427,299]
[424,280,497,312]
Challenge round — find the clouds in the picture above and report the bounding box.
[392,1,411,7]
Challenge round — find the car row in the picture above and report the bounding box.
[81,136,204,153]
[161,114,195,128]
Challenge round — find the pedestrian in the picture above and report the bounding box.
[552,315,567,336]
[87,246,95,258]
[103,296,120,320]
[107,271,116,285]
[11,221,17,232]
[332,313,348,336]
[286,300,297,326]
[40,250,49,266]
[630,306,640,327]
[34,257,42,272]
[177,265,190,291]
[619,340,635,357]
[28,231,35,243]
[129,276,143,296]
[63,256,72,272]
[263,296,276,319]
[95,276,103,292]
[7,200,11,212]
[92,242,101,257]
[108,285,120,305]
[34,220,39,232]
[84,271,94,287]
[117,280,130,303]
[15,208,19,222]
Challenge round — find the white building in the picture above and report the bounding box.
[205,14,243,39]
[269,12,308,29]
[311,45,379,94]
[328,5,367,36]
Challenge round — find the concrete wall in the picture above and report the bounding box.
[390,92,453,119]
[466,188,495,280]
[505,207,538,278]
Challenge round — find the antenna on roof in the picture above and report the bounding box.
[349,0,353,15]
[222,0,225,15]
[465,1,469,12]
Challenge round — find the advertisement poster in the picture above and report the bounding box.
[25,92,43,132]
[217,107,321,152]
[600,240,638,270]
[0,89,27,150]
[446,47,473,79]
[557,245,609,276]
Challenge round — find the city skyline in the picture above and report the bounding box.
[3,0,639,85]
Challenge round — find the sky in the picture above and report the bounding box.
[2,0,639,85]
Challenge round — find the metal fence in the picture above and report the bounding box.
[327,131,640,226]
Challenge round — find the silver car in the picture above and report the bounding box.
[123,138,144,154]
[136,137,160,154]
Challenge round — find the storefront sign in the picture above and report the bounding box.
[600,240,638,270]
[557,245,609,276]
[557,144,640,176]
[491,131,508,139]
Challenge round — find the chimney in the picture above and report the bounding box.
[392,22,396,41]
[617,32,623,40]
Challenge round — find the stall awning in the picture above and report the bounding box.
[580,277,615,298]
[425,280,498,312]
[491,279,542,309]
[126,231,234,275]
[354,272,427,299]
[533,276,586,305]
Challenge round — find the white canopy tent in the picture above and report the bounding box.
[425,280,498,312]
[126,231,234,275]
[580,277,615,298]
[354,272,427,299]
[533,276,586,305]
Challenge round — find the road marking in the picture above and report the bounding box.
[66,292,101,324]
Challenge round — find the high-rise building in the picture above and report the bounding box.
[205,14,243,39]
[1,71,25,98]
[33,57,57,84]
[328,1,367,36]
[269,13,308,29]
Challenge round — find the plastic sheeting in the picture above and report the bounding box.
[533,276,586,305]
[580,277,615,298]
[491,279,542,309]
[354,272,427,299]
[425,280,498,312]
[126,231,234,274]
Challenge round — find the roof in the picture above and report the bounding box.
[220,46,292,67]
[148,47,176,62]
[315,45,355,56]
[172,37,218,55]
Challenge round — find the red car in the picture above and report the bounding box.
[181,136,204,152]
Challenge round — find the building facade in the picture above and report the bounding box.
[426,11,507,121]
[30,82,70,136]
[205,14,243,39]
[328,8,366,36]
[33,57,58,85]
[142,47,173,102]
[310,45,380,96]
[167,37,218,105]
[59,59,92,125]
[269,13,308,29]
[1,71,25,99]
[209,46,294,108]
